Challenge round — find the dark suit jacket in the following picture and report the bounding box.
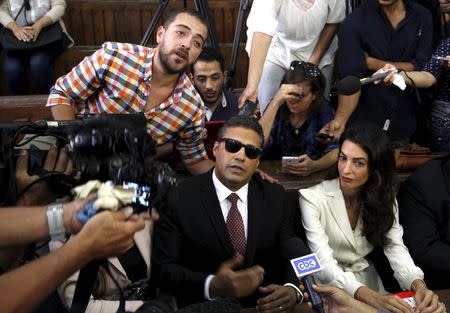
[152,170,298,308]
[209,89,239,121]
[398,157,450,289]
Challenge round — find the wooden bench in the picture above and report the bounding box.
[0,95,51,122]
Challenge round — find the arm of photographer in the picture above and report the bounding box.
[0,204,149,313]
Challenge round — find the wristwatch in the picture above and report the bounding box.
[284,283,304,303]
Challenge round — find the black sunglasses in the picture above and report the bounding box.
[218,138,262,159]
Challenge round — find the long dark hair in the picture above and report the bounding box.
[339,123,397,248]
[280,61,325,120]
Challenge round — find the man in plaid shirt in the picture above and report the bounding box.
[47,9,214,175]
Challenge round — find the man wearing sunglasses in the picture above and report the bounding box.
[153,116,302,312]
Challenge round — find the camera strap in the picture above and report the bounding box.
[71,260,101,313]
[71,259,126,313]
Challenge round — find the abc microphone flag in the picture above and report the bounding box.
[290,253,323,277]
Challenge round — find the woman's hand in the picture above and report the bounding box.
[8,22,33,42]
[24,24,43,42]
[283,154,317,177]
[356,286,414,313]
[270,84,304,109]
[412,279,443,313]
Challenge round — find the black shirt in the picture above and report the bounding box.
[338,0,432,142]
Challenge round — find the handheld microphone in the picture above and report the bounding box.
[336,70,396,95]
[282,237,324,313]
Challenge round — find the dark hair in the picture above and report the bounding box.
[281,61,325,119]
[339,123,396,248]
[163,8,207,30]
[192,46,225,73]
[217,116,264,148]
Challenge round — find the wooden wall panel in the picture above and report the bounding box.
[64,0,245,45]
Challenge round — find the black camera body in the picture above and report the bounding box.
[0,114,176,212]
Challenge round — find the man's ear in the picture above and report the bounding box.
[223,70,228,81]
[156,25,165,44]
[189,72,194,81]
[213,142,219,157]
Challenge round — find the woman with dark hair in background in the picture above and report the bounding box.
[299,124,443,313]
[259,61,338,176]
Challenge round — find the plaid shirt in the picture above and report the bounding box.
[47,42,207,164]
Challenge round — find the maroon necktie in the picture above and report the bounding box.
[226,193,246,255]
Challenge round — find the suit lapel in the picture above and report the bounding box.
[200,174,235,255]
[327,188,357,250]
[245,178,261,266]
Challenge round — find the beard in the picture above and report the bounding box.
[158,45,189,75]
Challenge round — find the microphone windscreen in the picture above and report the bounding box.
[336,76,361,95]
[281,237,310,260]
[176,298,242,313]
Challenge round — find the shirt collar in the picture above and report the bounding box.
[212,168,249,204]
[144,48,154,81]
[221,91,228,108]
[204,91,227,121]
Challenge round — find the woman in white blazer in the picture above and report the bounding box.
[300,124,443,313]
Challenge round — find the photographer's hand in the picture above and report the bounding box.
[73,208,146,259]
[16,145,79,205]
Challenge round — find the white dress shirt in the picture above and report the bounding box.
[203,169,250,299]
[245,0,345,69]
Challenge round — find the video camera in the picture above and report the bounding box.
[0,114,176,212]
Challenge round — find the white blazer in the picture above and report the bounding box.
[52,220,152,313]
[299,179,423,296]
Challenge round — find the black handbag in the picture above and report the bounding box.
[0,2,66,51]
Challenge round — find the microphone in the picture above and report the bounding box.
[336,70,396,95]
[282,237,324,313]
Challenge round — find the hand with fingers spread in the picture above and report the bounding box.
[255,168,278,184]
[256,284,297,313]
[209,254,265,299]
[412,280,443,313]
[15,145,79,205]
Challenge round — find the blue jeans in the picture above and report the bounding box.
[3,41,65,95]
